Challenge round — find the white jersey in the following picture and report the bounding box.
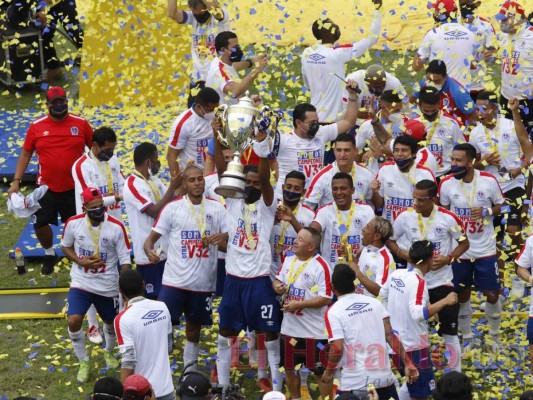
[123,173,168,266]
[168,107,212,169]
[439,170,505,259]
[515,235,533,317]
[203,172,227,260]
[415,147,438,176]
[61,213,131,297]
[380,268,430,350]
[325,293,397,391]
[391,206,465,289]
[344,70,406,126]
[205,57,240,105]
[500,25,533,100]
[152,196,226,292]
[276,254,332,338]
[270,203,315,278]
[72,151,125,220]
[463,16,497,91]
[355,245,394,297]
[313,201,374,267]
[115,298,174,397]
[226,197,277,278]
[470,116,525,192]
[415,114,466,177]
[179,10,230,81]
[377,162,436,223]
[304,162,373,208]
[417,22,477,88]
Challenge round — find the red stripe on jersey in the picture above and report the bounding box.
[316,255,332,296]
[479,171,505,197]
[415,275,425,305]
[324,306,334,339]
[170,109,193,147]
[516,243,527,263]
[417,149,429,168]
[380,249,391,285]
[107,216,131,250]
[127,176,149,205]
[415,164,436,182]
[437,206,465,231]
[61,214,85,238]
[301,204,316,214]
[305,164,334,198]
[153,197,182,227]
[73,155,89,190]
[218,62,231,82]
[114,305,132,345]
[334,44,353,49]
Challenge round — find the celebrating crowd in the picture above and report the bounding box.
[6,0,533,399]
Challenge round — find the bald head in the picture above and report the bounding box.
[364,65,387,95]
[182,164,204,179]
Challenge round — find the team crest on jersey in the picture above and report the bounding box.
[346,302,369,312]
[111,167,117,174]
[101,237,109,246]
[206,214,213,223]
[145,284,154,294]
[392,277,405,287]
[434,226,444,236]
[476,191,485,200]
[71,126,79,136]
[142,310,163,320]
[436,128,445,137]
[356,181,364,191]
[442,98,450,108]
[502,132,511,142]
[354,218,363,228]
[303,272,311,281]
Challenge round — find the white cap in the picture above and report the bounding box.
[262,392,286,400]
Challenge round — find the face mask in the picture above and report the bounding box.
[431,83,443,92]
[388,112,403,125]
[149,160,160,177]
[283,190,302,207]
[369,87,384,96]
[86,206,106,223]
[229,46,244,62]
[422,110,439,121]
[193,11,210,24]
[49,103,68,119]
[97,149,114,162]
[203,111,216,122]
[394,157,413,170]
[460,3,477,19]
[500,20,515,34]
[450,165,468,180]
[306,122,320,138]
[244,185,262,204]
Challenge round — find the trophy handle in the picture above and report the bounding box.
[215,104,229,147]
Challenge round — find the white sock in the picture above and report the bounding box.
[44,246,55,256]
[248,330,257,366]
[258,368,268,380]
[87,305,99,328]
[184,340,200,370]
[300,369,309,386]
[398,382,410,400]
[485,300,502,336]
[103,323,116,352]
[458,301,473,338]
[216,335,231,385]
[266,338,282,391]
[443,334,462,372]
[69,328,88,361]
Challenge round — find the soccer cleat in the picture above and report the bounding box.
[87,325,103,344]
[41,255,57,275]
[104,351,119,369]
[257,377,272,393]
[488,335,504,354]
[77,360,90,383]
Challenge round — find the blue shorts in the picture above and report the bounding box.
[452,256,500,292]
[218,275,281,332]
[66,288,118,322]
[158,285,213,326]
[527,318,533,345]
[402,349,435,398]
[137,261,165,300]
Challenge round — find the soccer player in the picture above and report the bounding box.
[322,264,418,399]
[380,240,458,400]
[310,172,375,268]
[439,143,505,352]
[515,233,533,374]
[388,180,469,371]
[114,269,175,400]
[273,227,333,399]
[143,164,227,371]
[61,187,132,383]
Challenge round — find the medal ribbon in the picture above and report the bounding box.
[417,205,437,240]
[458,172,478,207]
[186,195,206,237]
[85,215,103,257]
[243,203,256,249]
[133,170,161,202]
[277,204,299,251]
[335,201,356,244]
[287,256,312,287]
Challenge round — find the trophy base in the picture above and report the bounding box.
[215,174,247,199]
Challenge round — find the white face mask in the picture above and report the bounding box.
[388,112,403,125]
[432,83,443,92]
[203,111,216,122]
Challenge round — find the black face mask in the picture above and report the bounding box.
[460,4,477,19]
[193,11,211,24]
[422,110,439,121]
[395,157,414,171]
[306,122,320,138]
[97,149,114,162]
[87,206,106,223]
[450,165,468,180]
[49,103,68,119]
[149,160,161,176]
[244,186,262,204]
[229,46,244,62]
[369,87,384,96]
[283,190,302,207]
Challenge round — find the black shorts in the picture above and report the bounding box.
[494,186,526,230]
[279,335,328,375]
[32,189,76,228]
[429,286,459,335]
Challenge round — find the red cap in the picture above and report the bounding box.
[81,187,103,205]
[123,374,152,399]
[430,0,458,13]
[498,1,525,19]
[46,86,67,101]
[403,119,427,141]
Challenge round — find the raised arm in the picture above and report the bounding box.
[167,0,185,23]
[336,80,360,134]
[509,98,533,162]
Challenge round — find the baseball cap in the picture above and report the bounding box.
[496,1,525,20]
[180,372,211,399]
[262,392,286,400]
[429,0,458,13]
[403,119,427,141]
[81,187,103,205]
[123,374,153,399]
[46,86,67,101]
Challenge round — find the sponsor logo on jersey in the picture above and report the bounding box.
[308,53,326,63]
[392,277,405,287]
[444,30,469,39]
[142,310,163,320]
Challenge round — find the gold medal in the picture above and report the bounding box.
[248,239,257,250]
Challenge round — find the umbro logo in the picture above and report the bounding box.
[142,310,163,320]
[392,277,405,287]
[346,302,369,312]
[43,131,49,136]
[444,30,468,38]
[309,53,326,62]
